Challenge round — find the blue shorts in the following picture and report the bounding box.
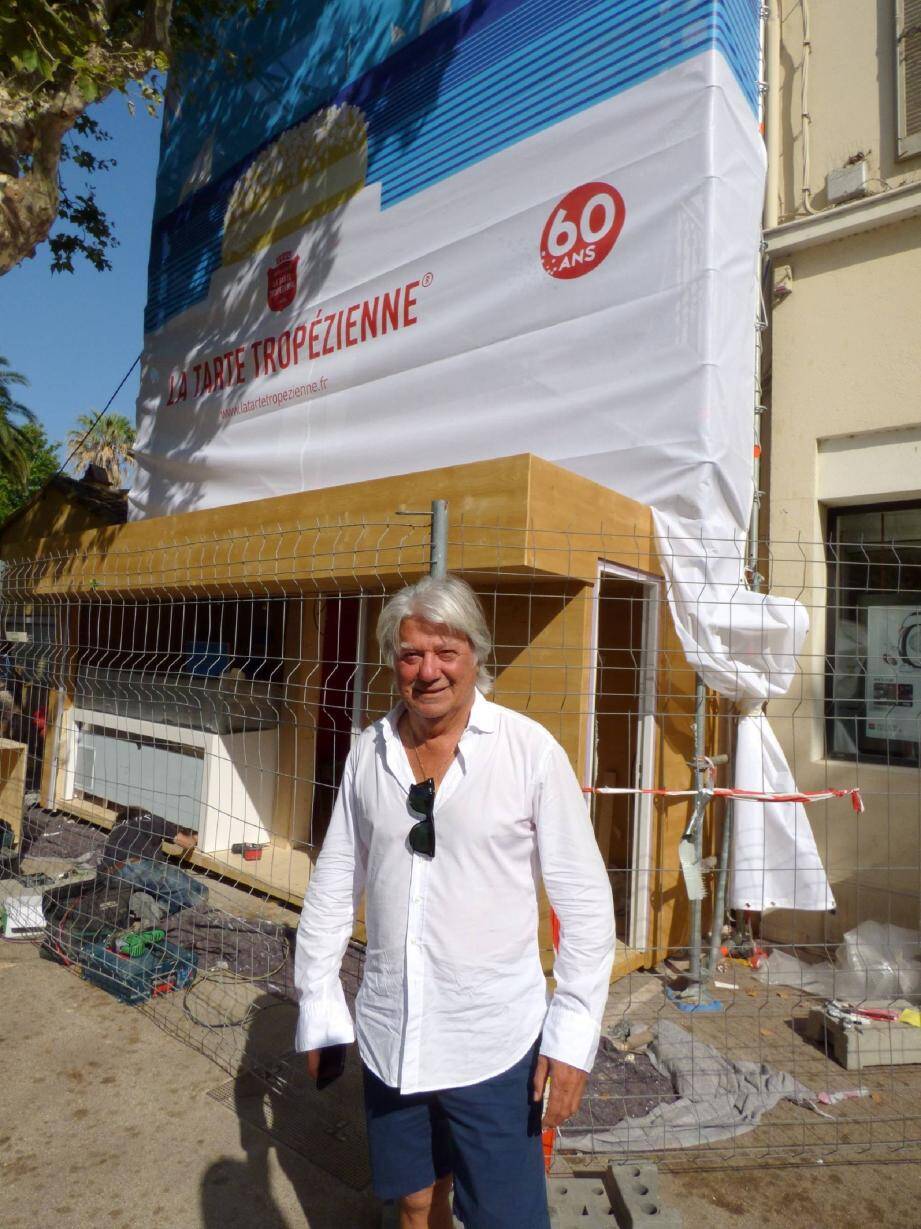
[362,1042,551,1229]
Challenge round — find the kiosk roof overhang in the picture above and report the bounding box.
[1,454,658,598]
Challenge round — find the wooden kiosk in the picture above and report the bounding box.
[1,454,704,981]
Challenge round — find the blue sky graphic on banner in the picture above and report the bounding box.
[148,0,759,331]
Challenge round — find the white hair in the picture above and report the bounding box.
[377,574,494,694]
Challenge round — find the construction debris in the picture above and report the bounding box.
[562,1019,815,1152]
[805,999,921,1070]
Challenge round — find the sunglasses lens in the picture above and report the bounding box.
[408,779,434,815]
[409,819,435,857]
[408,778,435,856]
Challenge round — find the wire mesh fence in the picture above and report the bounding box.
[2,505,921,1171]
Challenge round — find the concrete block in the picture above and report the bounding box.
[804,1003,921,1071]
[382,1168,681,1228]
[547,1174,613,1226]
[604,1162,683,1229]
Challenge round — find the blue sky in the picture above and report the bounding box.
[0,88,163,457]
[0,2,446,463]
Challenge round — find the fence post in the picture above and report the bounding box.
[430,500,448,578]
[689,676,707,983]
[349,596,368,749]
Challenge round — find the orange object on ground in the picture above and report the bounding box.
[542,1126,554,1173]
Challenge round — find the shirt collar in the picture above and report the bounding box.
[464,688,499,735]
[381,687,499,744]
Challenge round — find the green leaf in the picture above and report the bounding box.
[19,47,39,72]
[76,74,98,102]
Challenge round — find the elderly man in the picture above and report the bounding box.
[295,575,614,1229]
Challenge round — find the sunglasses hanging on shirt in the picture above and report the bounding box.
[407,778,436,857]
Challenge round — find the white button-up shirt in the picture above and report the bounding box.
[294,689,615,1093]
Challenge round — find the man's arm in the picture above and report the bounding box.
[294,750,368,1063]
[532,739,616,1127]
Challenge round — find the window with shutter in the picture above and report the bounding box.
[896,0,921,158]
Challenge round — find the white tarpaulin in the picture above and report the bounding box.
[132,0,764,528]
[653,510,834,912]
[732,713,836,911]
[133,2,830,910]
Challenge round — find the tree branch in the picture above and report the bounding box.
[142,0,175,53]
[0,78,108,274]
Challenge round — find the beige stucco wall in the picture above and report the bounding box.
[771,214,921,543]
[768,211,921,941]
[776,0,921,220]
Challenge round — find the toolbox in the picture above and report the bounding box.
[41,875,197,1004]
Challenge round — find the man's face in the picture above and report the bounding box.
[395,617,479,727]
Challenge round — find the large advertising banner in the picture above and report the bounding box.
[132,0,764,527]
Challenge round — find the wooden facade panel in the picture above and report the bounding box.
[1,456,658,598]
[11,455,709,981]
[0,739,27,849]
[272,595,322,849]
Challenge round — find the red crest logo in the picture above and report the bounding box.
[267,251,299,312]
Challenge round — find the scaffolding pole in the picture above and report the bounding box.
[430,499,448,578]
[689,676,707,983]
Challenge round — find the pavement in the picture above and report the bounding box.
[0,939,379,1229]
[4,933,921,1228]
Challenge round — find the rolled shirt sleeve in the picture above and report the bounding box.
[534,740,616,1072]
[294,751,368,1052]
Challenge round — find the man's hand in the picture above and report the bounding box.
[305,1046,349,1082]
[174,831,198,851]
[532,1055,588,1130]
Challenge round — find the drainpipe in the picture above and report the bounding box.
[764,0,781,230]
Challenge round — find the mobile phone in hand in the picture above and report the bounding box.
[316,1044,347,1090]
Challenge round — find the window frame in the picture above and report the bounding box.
[896,0,921,160]
[825,498,921,767]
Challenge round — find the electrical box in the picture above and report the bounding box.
[826,161,869,204]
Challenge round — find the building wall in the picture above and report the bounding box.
[775,0,921,218]
[766,0,921,939]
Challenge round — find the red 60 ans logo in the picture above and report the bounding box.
[540,182,626,280]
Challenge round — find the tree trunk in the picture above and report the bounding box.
[0,90,86,275]
[0,0,175,275]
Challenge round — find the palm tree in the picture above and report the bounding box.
[0,356,37,490]
[67,411,136,488]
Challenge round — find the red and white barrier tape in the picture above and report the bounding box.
[582,784,865,812]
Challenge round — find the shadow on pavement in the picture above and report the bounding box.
[200,993,379,1228]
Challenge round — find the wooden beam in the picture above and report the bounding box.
[1,455,658,597]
